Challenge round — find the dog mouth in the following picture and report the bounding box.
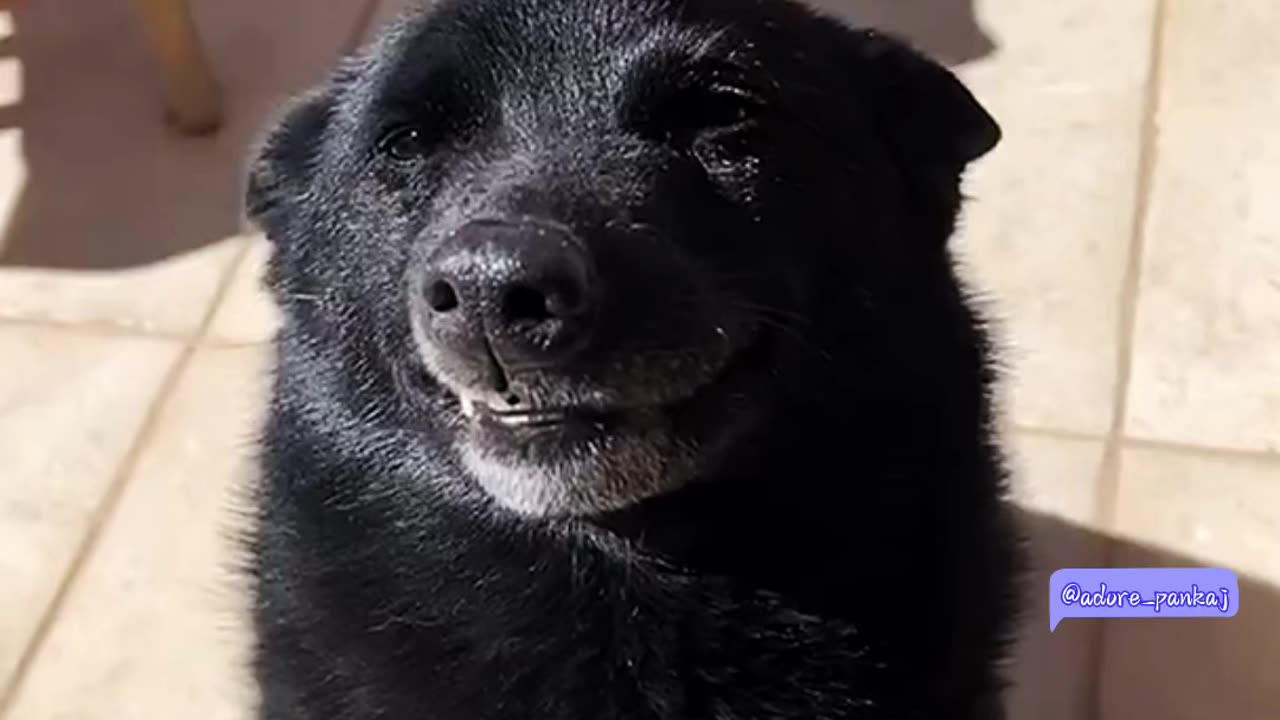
[432,330,775,516]
[483,406,576,428]
[452,330,772,442]
[468,403,622,431]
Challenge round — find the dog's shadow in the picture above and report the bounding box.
[1008,508,1279,719]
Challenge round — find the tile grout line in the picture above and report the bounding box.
[0,233,254,343]
[0,240,253,718]
[1013,425,1280,465]
[1015,425,1106,444]
[1096,0,1170,538]
[1121,435,1280,464]
[0,314,194,343]
[198,336,275,349]
[1086,0,1170,717]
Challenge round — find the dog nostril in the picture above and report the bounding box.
[503,285,554,322]
[544,284,583,317]
[503,282,585,323]
[426,280,460,313]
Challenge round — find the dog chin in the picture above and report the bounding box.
[456,415,696,517]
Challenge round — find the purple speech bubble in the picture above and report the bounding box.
[1049,567,1240,632]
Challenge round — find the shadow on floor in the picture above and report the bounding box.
[0,0,378,272]
[1010,508,1279,719]
[803,0,998,65]
[0,0,257,270]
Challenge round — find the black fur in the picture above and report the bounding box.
[244,0,1023,717]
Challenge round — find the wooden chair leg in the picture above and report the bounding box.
[133,0,223,135]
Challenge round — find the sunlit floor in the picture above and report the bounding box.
[0,0,1277,718]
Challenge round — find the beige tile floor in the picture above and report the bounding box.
[0,0,1277,718]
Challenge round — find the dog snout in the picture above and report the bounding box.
[417,219,600,377]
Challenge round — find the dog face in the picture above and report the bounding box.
[247,0,999,517]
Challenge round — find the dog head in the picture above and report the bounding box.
[246,0,999,517]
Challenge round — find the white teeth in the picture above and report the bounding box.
[488,409,571,428]
[461,397,577,427]
[461,399,479,419]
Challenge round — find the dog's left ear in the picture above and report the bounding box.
[244,84,338,236]
[848,30,1000,172]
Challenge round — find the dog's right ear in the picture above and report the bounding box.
[843,29,1001,174]
[244,85,338,235]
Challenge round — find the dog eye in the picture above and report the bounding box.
[376,126,429,162]
[655,82,765,147]
[691,84,764,128]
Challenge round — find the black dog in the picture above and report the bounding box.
[244,0,1023,717]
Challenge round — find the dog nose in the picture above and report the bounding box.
[418,219,599,374]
